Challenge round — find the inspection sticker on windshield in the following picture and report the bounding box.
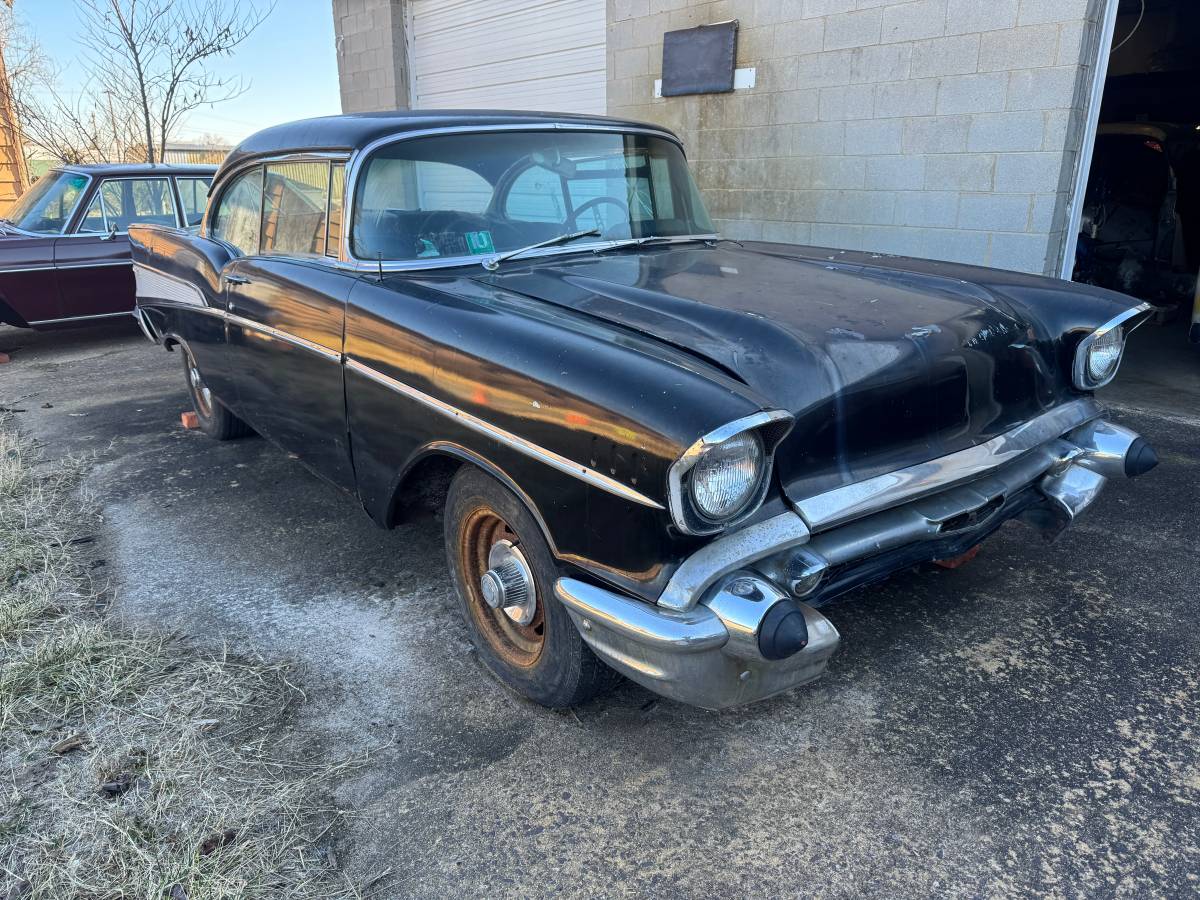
[465,230,495,255]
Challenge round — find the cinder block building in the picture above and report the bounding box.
[330,0,1197,287]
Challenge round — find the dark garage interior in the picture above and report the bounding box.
[1078,0,1200,408]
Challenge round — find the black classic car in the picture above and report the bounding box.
[128,111,1157,710]
[0,164,215,329]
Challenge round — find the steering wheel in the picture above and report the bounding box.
[571,196,629,233]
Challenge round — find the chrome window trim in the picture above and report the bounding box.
[202,151,353,245]
[72,174,184,234]
[793,397,1104,532]
[3,170,94,236]
[667,410,794,536]
[339,122,688,271]
[344,356,665,510]
[1071,302,1152,390]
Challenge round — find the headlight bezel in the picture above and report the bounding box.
[667,410,793,536]
[1072,303,1151,391]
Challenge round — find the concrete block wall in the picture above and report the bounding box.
[607,0,1108,275]
[332,0,411,113]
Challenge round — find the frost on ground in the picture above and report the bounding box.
[0,416,379,899]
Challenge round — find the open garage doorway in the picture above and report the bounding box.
[1072,0,1200,411]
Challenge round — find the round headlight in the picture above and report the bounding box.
[689,431,764,521]
[1085,325,1124,386]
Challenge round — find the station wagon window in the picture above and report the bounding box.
[5,170,89,234]
[261,161,331,256]
[351,131,714,263]
[211,167,264,256]
[177,177,212,227]
[77,177,178,234]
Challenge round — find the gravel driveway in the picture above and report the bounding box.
[2,319,1197,898]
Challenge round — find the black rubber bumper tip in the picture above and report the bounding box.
[758,600,810,661]
[1125,438,1159,478]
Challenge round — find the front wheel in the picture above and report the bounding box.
[181,345,252,440]
[444,466,619,708]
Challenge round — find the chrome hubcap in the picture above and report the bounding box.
[480,539,536,626]
[186,355,213,417]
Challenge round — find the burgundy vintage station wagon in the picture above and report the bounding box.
[0,163,216,329]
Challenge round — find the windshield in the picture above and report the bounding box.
[6,170,90,234]
[351,130,715,264]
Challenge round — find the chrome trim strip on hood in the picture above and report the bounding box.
[793,397,1104,532]
[344,357,665,510]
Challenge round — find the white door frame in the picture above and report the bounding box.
[1059,0,1122,279]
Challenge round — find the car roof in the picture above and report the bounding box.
[218,110,681,179]
[58,163,219,177]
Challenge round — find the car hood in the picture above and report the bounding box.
[475,242,1129,503]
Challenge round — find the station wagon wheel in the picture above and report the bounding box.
[444,466,620,708]
[180,344,253,441]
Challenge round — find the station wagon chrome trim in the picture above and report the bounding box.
[344,356,665,510]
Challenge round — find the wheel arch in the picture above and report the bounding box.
[0,293,29,328]
[385,441,561,558]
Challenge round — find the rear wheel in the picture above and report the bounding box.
[444,466,618,707]
[181,345,252,440]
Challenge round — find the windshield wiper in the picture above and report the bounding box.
[481,227,601,271]
[591,235,704,254]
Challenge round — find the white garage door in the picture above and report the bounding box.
[407,0,606,115]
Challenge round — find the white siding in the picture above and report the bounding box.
[408,0,606,115]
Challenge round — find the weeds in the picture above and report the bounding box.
[0,417,365,899]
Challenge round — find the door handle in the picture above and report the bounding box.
[224,273,251,285]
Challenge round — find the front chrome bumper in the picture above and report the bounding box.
[559,406,1155,709]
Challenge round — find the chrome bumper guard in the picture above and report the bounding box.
[557,410,1154,709]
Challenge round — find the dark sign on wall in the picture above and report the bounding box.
[660,20,739,97]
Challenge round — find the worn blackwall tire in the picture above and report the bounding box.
[181,346,253,441]
[444,466,620,708]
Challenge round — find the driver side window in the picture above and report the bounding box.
[505,167,566,223]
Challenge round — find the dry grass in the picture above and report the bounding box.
[0,417,374,899]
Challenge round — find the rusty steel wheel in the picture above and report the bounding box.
[444,466,621,708]
[456,505,546,668]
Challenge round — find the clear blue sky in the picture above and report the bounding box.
[18,0,342,145]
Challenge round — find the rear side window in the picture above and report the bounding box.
[177,177,212,227]
[211,167,264,255]
[261,161,331,256]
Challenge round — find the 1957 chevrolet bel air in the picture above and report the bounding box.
[128,111,1157,710]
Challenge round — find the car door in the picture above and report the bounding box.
[57,177,181,320]
[220,158,356,489]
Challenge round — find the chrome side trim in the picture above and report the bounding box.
[658,510,811,611]
[226,312,342,363]
[345,357,665,510]
[1071,302,1152,390]
[667,410,794,536]
[26,311,131,325]
[133,263,206,308]
[793,397,1104,532]
[2,260,131,274]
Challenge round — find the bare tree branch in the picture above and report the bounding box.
[9,0,271,165]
